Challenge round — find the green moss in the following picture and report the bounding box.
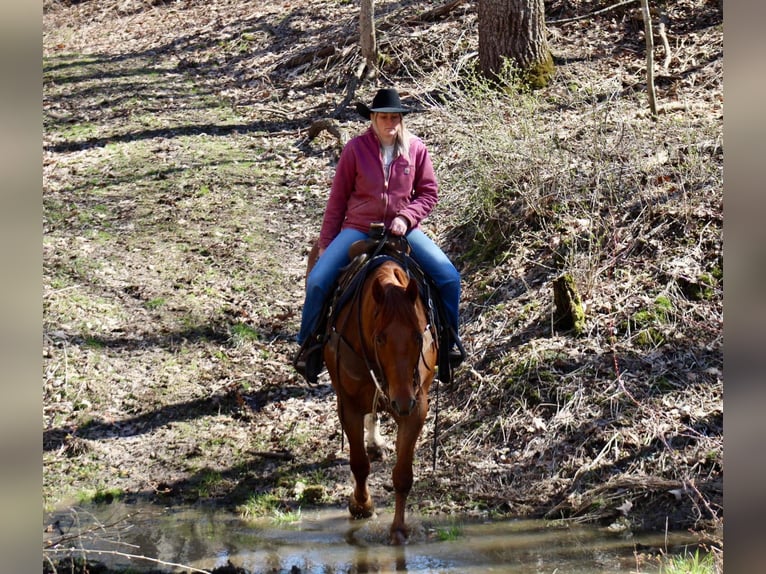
[635,328,665,348]
[693,273,717,300]
[521,52,555,90]
[623,295,679,347]
[144,297,166,310]
[655,295,673,312]
[77,487,124,505]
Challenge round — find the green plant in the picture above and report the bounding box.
[626,294,677,348]
[658,548,716,574]
[435,523,462,541]
[238,492,281,520]
[230,322,261,345]
[144,297,166,310]
[294,479,326,504]
[272,507,302,525]
[195,469,224,498]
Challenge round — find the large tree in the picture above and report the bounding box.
[478,0,554,88]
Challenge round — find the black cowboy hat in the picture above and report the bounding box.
[356,88,411,120]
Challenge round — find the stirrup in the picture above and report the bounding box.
[293,341,324,385]
[447,328,466,368]
[448,345,465,368]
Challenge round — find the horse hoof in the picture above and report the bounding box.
[389,528,408,546]
[348,496,374,519]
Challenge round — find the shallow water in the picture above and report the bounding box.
[44,502,700,573]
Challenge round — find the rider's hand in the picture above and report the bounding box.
[390,216,408,236]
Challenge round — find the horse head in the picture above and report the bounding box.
[368,263,436,416]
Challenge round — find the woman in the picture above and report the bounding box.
[295,88,463,382]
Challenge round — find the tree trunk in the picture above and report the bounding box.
[640,0,658,116]
[478,0,554,88]
[553,274,585,335]
[360,0,377,75]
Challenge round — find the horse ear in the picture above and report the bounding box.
[406,277,419,302]
[372,278,386,304]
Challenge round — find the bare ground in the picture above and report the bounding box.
[43,0,723,567]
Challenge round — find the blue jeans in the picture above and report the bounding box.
[297,228,461,345]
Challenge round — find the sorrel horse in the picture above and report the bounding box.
[317,237,438,544]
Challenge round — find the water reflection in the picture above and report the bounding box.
[44,502,700,573]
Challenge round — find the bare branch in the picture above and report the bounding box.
[409,0,468,24]
[548,0,639,25]
[640,0,658,116]
[44,548,212,574]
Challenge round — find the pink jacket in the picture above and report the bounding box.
[318,127,439,249]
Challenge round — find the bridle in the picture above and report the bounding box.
[355,253,436,417]
[367,319,435,413]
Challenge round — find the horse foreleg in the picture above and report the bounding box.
[389,410,426,545]
[341,401,374,519]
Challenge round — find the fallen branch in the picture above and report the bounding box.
[409,0,467,23]
[640,0,658,116]
[43,547,211,574]
[276,37,354,71]
[45,512,136,549]
[305,118,348,147]
[548,0,639,25]
[658,11,672,72]
[546,475,686,520]
[329,60,366,119]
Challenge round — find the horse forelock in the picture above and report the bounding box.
[370,264,423,332]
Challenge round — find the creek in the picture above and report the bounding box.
[44,502,701,573]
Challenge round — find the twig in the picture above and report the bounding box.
[640,0,658,116]
[548,0,639,25]
[44,285,81,297]
[684,478,721,522]
[658,12,672,73]
[572,431,621,482]
[43,548,211,574]
[45,511,136,549]
[408,0,467,24]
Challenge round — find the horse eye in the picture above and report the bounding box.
[376,333,387,346]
